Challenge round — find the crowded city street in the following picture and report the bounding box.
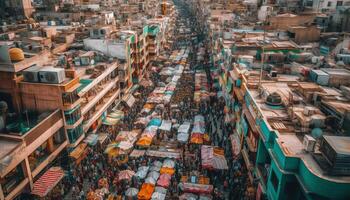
[60,1,249,200]
[2,0,350,199]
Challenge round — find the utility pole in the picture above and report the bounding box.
[258,21,266,88]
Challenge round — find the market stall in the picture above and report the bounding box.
[182,182,213,194]
[201,145,228,170]
[177,121,191,143]
[190,115,209,144]
[146,149,181,159]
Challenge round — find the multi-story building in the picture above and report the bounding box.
[0,44,68,200]
[0,109,67,200]
[1,0,35,19]
[191,0,350,199]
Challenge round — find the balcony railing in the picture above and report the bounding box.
[23,110,63,146]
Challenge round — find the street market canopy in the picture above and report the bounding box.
[182,182,214,194]
[177,132,190,143]
[118,170,135,181]
[129,149,146,158]
[103,109,124,125]
[146,150,181,159]
[123,94,136,108]
[84,134,99,146]
[31,167,65,197]
[125,187,139,197]
[138,183,155,200]
[69,143,88,159]
[159,120,172,131]
[201,145,228,170]
[178,122,191,134]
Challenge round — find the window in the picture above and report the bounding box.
[67,124,83,143]
[1,163,25,196]
[64,106,81,125]
[270,170,279,192]
[328,2,332,7]
[337,1,343,6]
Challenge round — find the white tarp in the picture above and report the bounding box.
[178,122,191,134]
[159,120,172,131]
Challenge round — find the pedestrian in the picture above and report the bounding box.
[71,185,77,198]
[79,190,85,200]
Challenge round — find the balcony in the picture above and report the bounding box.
[77,63,118,97]
[67,124,84,146]
[0,162,28,199]
[28,129,67,177]
[83,88,120,132]
[23,110,63,146]
[81,78,119,115]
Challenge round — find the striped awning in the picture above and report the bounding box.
[32,167,65,197]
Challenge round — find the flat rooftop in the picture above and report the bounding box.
[248,81,350,183]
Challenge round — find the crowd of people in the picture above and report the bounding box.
[58,1,254,200]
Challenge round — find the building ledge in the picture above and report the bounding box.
[83,88,120,132]
[81,78,118,115]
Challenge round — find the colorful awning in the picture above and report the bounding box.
[69,143,87,159]
[84,134,98,146]
[31,167,65,197]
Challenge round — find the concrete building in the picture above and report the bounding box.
[1,0,35,19]
[190,0,350,199]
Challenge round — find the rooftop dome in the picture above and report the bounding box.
[265,92,282,106]
[9,48,24,62]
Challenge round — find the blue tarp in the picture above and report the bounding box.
[148,118,162,127]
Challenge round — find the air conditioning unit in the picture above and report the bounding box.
[271,71,278,77]
[23,65,42,82]
[39,67,66,84]
[303,135,316,152]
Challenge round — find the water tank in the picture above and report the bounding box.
[311,128,323,139]
[9,48,24,62]
[265,92,282,106]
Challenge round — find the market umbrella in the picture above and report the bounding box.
[145,177,157,185]
[104,142,128,157]
[87,191,103,200]
[155,186,167,194]
[118,170,135,181]
[157,174,171,188]
[147,171,160,180]
[153,160,162,168]
[125,187,139,197]
[151,192,166,200]
[149,165,161,172]
[136,166,149,179]
[162,159,175,168]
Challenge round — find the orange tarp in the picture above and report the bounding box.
[138,183,155,200]
[213,147,225,156]
[143,103,155,109]
[137,137,152,146]
[190,134,203,144]
[198,176,210,185]
[160,167,175,175]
